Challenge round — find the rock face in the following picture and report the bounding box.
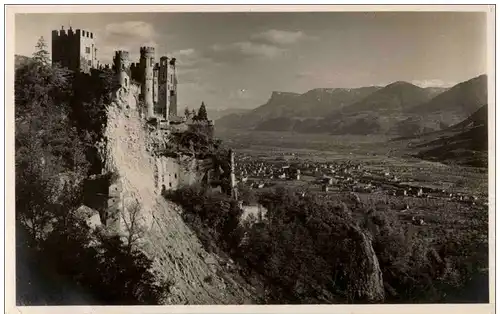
[100,84,257,304]
[345,225,385,303]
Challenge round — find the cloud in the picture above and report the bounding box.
[105,21,156,39]
[412,79,456,88]
[252,29,308,45]
[170,29,308,67]
[202,41,285,64]
[97,21,159,64]
[176,48,196,57]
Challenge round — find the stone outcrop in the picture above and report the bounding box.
[98,84,257,304]
[345,224,385,303]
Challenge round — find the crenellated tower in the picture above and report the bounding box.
[140,46,155,119]
[51,26,98,73]
[113,50,131,89]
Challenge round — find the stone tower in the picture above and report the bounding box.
[113,50,131,89]
[158,56,178,120]
[168,58,178,117]
[158,56,170,119]
[140,46,155,119]
[51,26,98,73]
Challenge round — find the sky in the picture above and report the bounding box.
[15,11,487,110]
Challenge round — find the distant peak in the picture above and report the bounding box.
[386,81,417,88]
[270,91,300,98]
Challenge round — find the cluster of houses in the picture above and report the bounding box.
[233,155,486,206]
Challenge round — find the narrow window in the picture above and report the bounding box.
[85,47,90,54]
[88,60,92,66]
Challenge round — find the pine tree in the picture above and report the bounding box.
[32,36,50,66]
[184,107,190,118]
[197,102,208,121]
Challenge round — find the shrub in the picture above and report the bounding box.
[164,185,244,255]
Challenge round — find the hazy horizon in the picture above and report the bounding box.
[15,11,487,110]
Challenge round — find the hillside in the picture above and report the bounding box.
[15,54,31,68]
[409,75,488,125]
[216,87,381,130]
[408,105,488,167]
[298,82,446,135]
[208,108,250,121]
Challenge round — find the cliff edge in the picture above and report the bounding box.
[100,84,257,304]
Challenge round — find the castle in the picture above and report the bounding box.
[113,48,178,122]
[51,26,180,123]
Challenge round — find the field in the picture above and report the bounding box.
[217,128,489,247]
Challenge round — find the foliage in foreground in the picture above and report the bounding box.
[15,37,170,305]
[167,184,489,304]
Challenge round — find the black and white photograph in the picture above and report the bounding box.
[7,4,495,310]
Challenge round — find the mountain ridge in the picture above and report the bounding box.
[216,75,486,137]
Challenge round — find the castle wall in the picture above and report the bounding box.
[155,156,211,194]
[130,63,143,84]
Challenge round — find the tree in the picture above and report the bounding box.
[121,201,146,254]
[33,36,50,65]
[197,102,208,121]
[16,36,172,306]
[184,107,191,118]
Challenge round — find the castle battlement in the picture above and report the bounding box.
[52,27,95,39]
[140,46,155,56]
[114,50,130,59]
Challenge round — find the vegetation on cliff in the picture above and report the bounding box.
[15,37,170,305]
[166,185,488,304]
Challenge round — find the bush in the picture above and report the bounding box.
[164,185,244,255]
[17,217,172,305]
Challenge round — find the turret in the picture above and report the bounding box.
[113,50,131,89]
[140,46,155,119]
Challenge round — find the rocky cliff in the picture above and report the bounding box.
[99,84,257,304]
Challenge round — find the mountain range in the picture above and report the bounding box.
[216,75,488,138]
